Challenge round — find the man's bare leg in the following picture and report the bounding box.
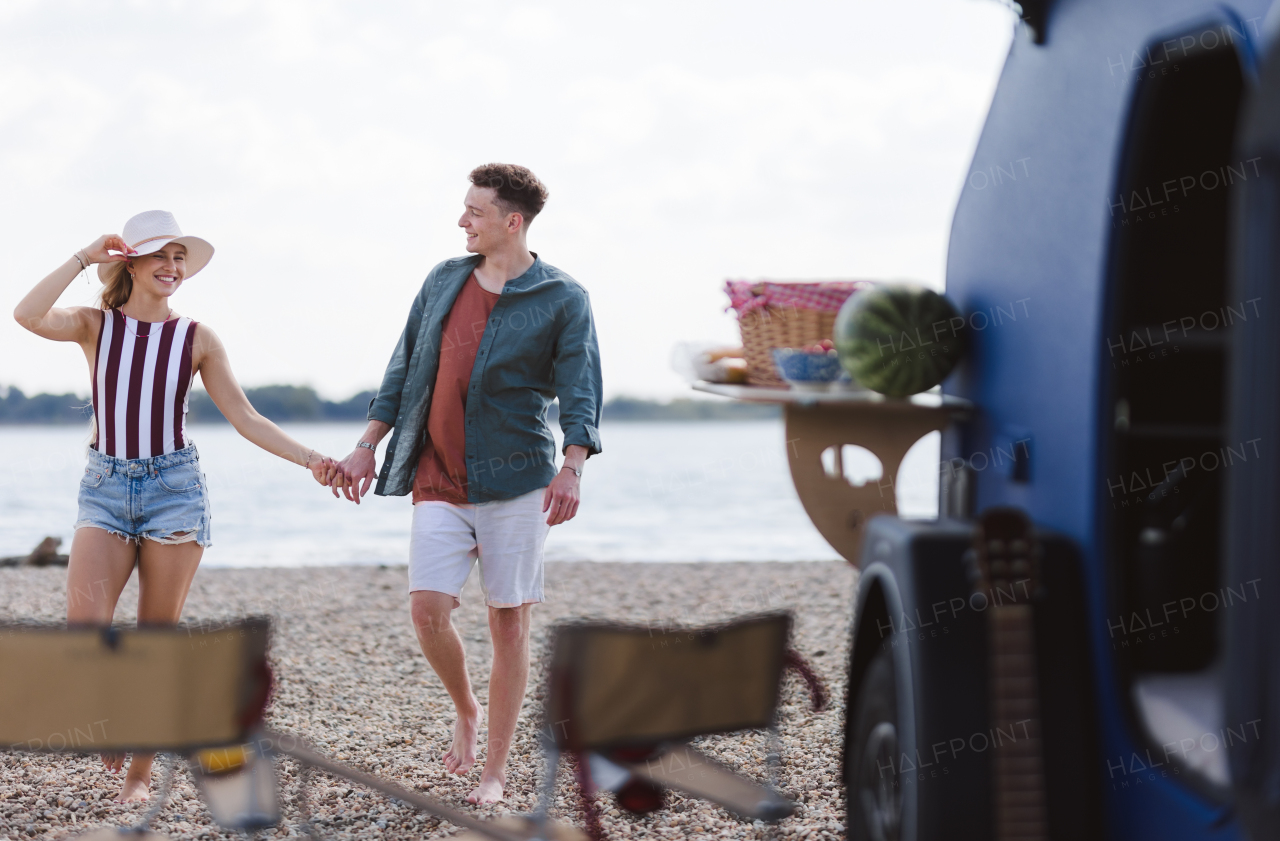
[115,536,202,802]
[467,603,532,804]
[411,590,485,774]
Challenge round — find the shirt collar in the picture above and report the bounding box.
[501,253,542,291]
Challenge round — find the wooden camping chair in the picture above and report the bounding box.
[0,620,581,841]
[526,612,821,841]
[0,619,275,836]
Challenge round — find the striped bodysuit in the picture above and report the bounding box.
[91,309,198,460]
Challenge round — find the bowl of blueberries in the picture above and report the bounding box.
[771,340,857,392]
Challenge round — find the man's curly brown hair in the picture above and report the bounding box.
[469,163,549,225]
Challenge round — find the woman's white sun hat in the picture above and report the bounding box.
[98,210,215,282]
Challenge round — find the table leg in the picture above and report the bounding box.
[784,404,950,565]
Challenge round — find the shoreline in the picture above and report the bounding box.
[1,562,855,840]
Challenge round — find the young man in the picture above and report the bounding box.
[333,164,602,804]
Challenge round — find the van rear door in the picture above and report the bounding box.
[1224,23,1280,840]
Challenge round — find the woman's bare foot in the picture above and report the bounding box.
[114,753,154,802]
[101,752,125,774]
[466,771,505,805]
[442,698,485,775]
[115,775,150,803]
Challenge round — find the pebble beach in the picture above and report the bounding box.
[0,561,856,840]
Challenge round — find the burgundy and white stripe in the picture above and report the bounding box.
[91,309,198,459]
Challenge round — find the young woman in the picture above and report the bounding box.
[13,210,340,802]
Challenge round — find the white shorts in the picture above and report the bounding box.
[408,487,550,609]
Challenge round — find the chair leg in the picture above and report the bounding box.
[297,759,325,841]
[765,726,787,841]
[529,739,560,839]
[572,750,605,841]
[766,725,784,794]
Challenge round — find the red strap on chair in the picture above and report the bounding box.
[783,648,828,712]
[238,660,275,730]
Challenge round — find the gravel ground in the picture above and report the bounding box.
[0,561,857,840]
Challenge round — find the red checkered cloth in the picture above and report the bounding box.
[724,280,871,316]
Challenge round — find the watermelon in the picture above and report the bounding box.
[834,284,966,397]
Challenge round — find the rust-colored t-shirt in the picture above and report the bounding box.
[412,273,500,504]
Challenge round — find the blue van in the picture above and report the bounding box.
[842,2,1280,839]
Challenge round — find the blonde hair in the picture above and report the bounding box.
[97,260,133,310]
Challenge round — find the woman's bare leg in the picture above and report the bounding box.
[66,527,139,774]
[115,537,203,803]
[66,527,139,623]
[134,539,202,624]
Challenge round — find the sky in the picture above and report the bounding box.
[1,0,1016,402]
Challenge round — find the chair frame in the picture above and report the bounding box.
[529,613,805,841]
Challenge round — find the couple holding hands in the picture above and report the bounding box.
[13,164,603,805]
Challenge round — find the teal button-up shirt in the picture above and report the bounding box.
[369,254,603,501]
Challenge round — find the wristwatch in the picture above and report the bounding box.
[561,464,582,477]
[356,442,376,453]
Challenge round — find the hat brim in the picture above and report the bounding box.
[96,236,215,283]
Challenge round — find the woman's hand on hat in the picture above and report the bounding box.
[84,234,136,265]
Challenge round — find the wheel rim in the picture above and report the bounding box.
[858,721,901,841]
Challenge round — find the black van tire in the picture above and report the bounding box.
[846,648,901,841]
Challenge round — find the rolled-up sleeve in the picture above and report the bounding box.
[553,290,603,457]
[368,288,426,427]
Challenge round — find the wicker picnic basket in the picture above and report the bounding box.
[725,280,870,386]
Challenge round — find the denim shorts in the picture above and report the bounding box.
[75,444,213,548]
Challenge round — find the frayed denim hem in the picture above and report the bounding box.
[73,521,137,544]
[143,531,204,547]
[72,522,212,549]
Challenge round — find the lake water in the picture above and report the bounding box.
[0,421,939,565]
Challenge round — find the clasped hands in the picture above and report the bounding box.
[306,447,376,504]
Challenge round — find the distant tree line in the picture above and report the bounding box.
[599,396,777,421]
[0,385,778,424]
[0,385,375,425]
[0,388,92,424]
[187,386,377,423]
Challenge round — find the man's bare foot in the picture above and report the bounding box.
[442,699,485,775]
[115,776,150,803]
[466,772,505,804]
[101,752,124,774]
